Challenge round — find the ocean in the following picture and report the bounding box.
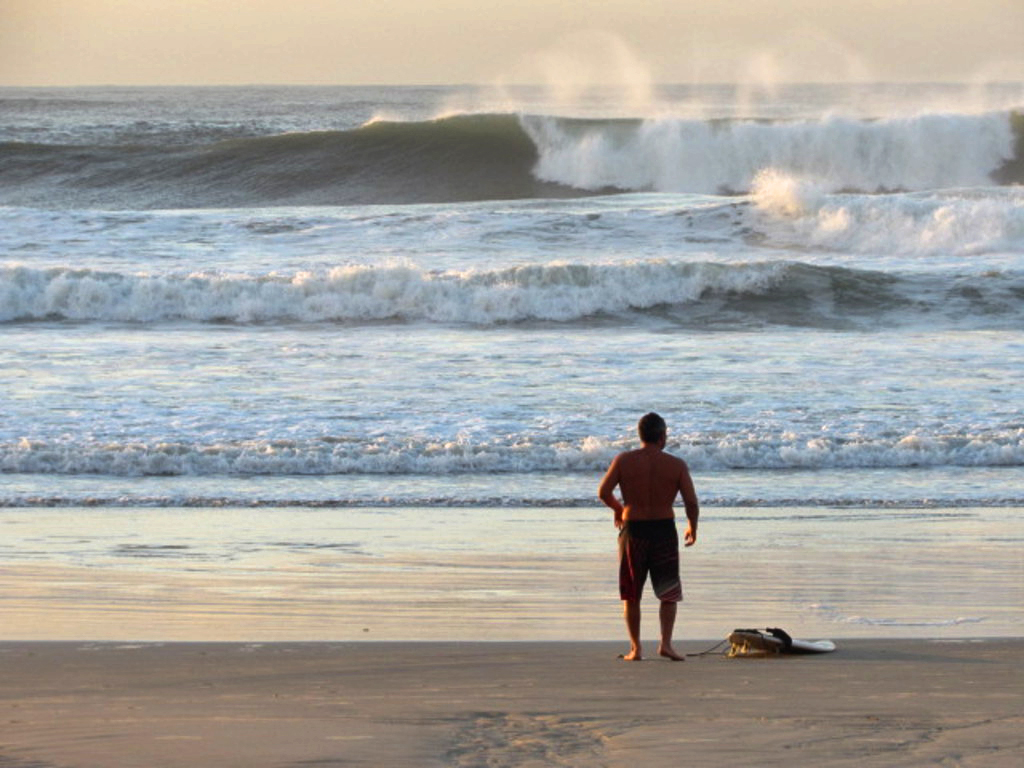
[1,83,1021,641]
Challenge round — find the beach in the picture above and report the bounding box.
[2,503,1020,766]
[1,82,1022,766]
[1,639,1021,767]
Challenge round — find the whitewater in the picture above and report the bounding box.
[1,82,1023,509]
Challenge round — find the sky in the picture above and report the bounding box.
[1,0,1022,87]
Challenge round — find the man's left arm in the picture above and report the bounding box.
[678,462,699,546]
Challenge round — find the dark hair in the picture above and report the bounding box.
[637,412,666,444]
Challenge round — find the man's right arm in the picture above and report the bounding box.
[598,455,625,528]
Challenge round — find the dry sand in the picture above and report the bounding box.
[1,639,1021,767]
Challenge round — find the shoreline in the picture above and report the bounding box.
[4,503,1021,643]
[1,639,1020,767]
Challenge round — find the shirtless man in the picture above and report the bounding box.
[598,412,699,661]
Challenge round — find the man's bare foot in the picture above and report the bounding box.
[658,644,685,661]
[619,648,643,661]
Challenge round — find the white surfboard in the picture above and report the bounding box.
[728,628,836,657]
[789,637,837,653]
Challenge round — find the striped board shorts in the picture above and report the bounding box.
[618,518,682,603]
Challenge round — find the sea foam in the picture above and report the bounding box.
[3,430,1021,477]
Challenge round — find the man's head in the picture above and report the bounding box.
[637,412,667,446]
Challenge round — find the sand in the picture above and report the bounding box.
[1,639,1021,767]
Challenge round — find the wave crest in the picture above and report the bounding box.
[0,114,577,208]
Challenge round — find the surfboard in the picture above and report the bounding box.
[728,628,836,657]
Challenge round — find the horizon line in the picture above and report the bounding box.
[2,79,1023,90]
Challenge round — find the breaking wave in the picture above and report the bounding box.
[2,260,1021,329]
[0,110,1020,208]
[2,430,1021,477]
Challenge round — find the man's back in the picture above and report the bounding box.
[600,444,696,523]
[615,446,688,520]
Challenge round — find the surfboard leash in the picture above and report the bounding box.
[685,638,730,657]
